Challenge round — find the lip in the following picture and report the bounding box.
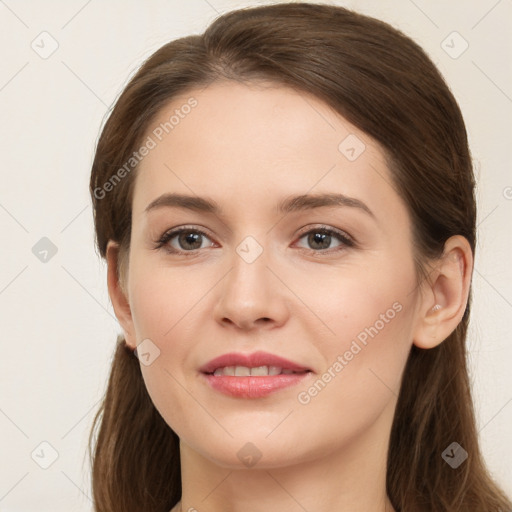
[202,373,311,398]
[199,351,312,374]
[199,351,313,399]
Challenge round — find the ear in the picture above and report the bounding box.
[413,235,473,349]
[106,240,137,350]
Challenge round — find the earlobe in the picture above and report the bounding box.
[413,235,473,349]
[106,241,137,350]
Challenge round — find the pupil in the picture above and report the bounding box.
[309,232,330,250]
[180,232,201,250]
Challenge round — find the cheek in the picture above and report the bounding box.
[300,257,414,353]
[126,259,212,401]
[128,260,207,340]
[292,302,413,456]
[127,263,202,434]
[298,259,416,399]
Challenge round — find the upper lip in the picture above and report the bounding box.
[199,351,312,374]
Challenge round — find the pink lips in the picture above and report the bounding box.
[199,351,312,399]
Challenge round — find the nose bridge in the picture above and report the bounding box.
[214,235,288,329]
[225,237,271,310]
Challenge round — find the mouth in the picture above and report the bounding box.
[199,351,313,398]
[199,350,312,375]
[205,365,312,377]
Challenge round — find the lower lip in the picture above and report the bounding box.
[201,372,311,398]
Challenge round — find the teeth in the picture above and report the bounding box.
[212,365,305,376]
[235,366,251,376]
[250,365,269,376]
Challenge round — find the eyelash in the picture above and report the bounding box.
[154,224,355,256]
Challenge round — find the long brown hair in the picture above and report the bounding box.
[88,3,512,511]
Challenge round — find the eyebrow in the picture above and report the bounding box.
[145,192,375,218]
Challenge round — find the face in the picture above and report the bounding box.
[122,80,422,468]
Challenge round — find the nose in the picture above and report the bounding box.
[213,246,290,331]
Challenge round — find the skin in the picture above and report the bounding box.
[107,80,473,512]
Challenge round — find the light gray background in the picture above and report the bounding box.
[0,0,510,510]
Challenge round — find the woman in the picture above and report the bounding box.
[88,3,512,511]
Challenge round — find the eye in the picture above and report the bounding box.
[154,224,354,256]
[155,227,215,254]
[295,226,354,252]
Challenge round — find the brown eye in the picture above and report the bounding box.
[296,227,353,252]
[156,228,215,253]
[176,231,204,250]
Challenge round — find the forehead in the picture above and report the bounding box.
[132,80,405,223]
